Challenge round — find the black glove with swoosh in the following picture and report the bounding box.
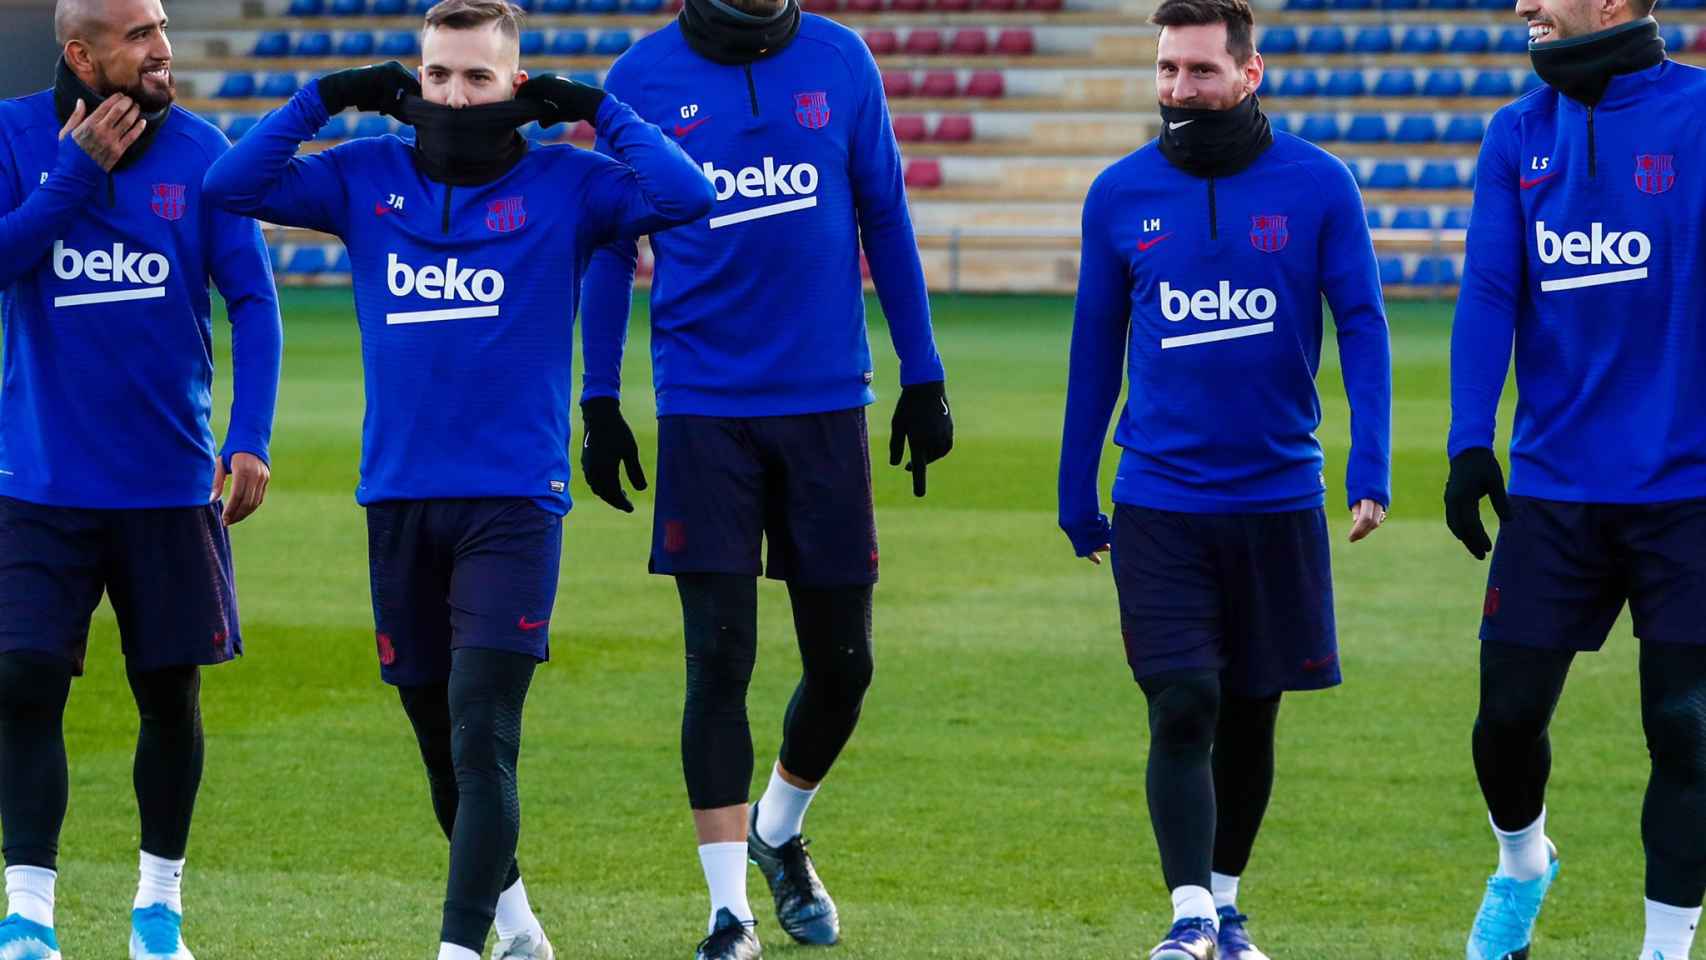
[890,381,954,498]
[1444,446,1511,560]
[315,61,418,120]
[580,397,647,513]
[516,73,608,126]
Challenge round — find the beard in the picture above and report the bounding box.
[95,60,175,113]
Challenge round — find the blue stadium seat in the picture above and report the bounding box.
[1366,207,1384,228]
[569,71,601,86]
[1400,25,1442,53]
[1346,115,1388,142]
[551,31,590,54]
[1277,71,1318,97]
[1381,0,1420,9]
[295,32,333,56]
[215,73,257,98]
[583,0,620,12]
[353,115,392,137]
[261,73,301,98]
[1473,0,1505,10]
[1443,207,1472,229]
[1353,26,1393,53]
[253,32,292,57]
[412,0,435,12]
[1395,115,1438,142]
[287,247,330,275]
[1425,0,1468,8]
[1661,25,1687,51]
[379,31,419,56]
[1471,70,1515,97]
[593,30,632,53]
[1448,27,1490,52]
[1378,256,1405,286]
[523,122,558,141]
[330,0,366,14]
[1669,0,1704,9]
[1374,69,1416,97]
[542,0,578,11]
[1391,207,1433,229]
[1411,256,1457,285]
[316,116,350,140]
[1418,161,1462,189]
[1305,26,1347,54]
[1367,162,1411,189]
[1497,26,1529,51]
[1299,114,1341,142]
[626,0,665,12]
[519,30,546,56]
[1285,0,1327,10]
[338,32,376,56]
[1422,69,1464,97]
[287,0,325,15]
[371,0,406,12]
[269,245,286,272]
[333,248,351,273]
[1260,27,1300,54]
[1325,69,1366,97]
[1523,72,1545,92]
[226,116,260,140]
[1443,115,1486,142]
[1332,0,1374,10]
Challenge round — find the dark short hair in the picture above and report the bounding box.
[1150,0,1258,63]
[422,0,523,40]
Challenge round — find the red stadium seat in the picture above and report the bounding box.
[949,29,989,54]
[892,115,928,141]
[883,71,916,97]
[568,121,596,142]
[965,70,1005,97]
[891,0,928,10]
[934,0,973,10]
[920,70,959,97]
[1021,0,1062,10]
[903,29,943,54]
[1692,29,1706,50]
[847,0,883,11]
[904,160,943,188]
[994,29,1036,55]
[932,115,974,141]
[976,0,1019,9]
[803,0,842,10]
[864,29,898,54]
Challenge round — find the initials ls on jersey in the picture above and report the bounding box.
[1452,60,1706,502]
[0,92,282,508]
[579,13,946,417]
[1059,132,1392,554]
[202,84,714,513]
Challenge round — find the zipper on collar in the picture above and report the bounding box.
[1586,106,1597,179]
[1207,177,1218,240]
[744,64,759,116]
[441,184,454,235]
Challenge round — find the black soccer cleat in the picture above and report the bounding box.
[747,803,841,946]
[695,909,761,960]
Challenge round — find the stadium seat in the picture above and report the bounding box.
[295,32,333,56]
[1324,69,1366,97]
[934,0,973,11]
[568,121,596,142]
[905,30,944,55]
[261,73,301,98]
[1020,0,1064,12]
[1353,26,1393,53]
[1367,162,1411,188]
[976,0,1019,10]
[1426,0,1469,7]
[551,31,589,55]
[1304,27,1347,54]
[803,0,842,11]
[883,71,915,97]
[583,0,619,12]
[593,31,632,54]
[1260,27,1300,55]
[1395,115,1438,142]
[316,116,351,141]
[1400,26,1443,53]
[287,0,325,15]
[1391,206,1432,229]
[994,30,1035,55]
[950,30,989,55]
[1298,114,1341,142]
[1448,27,1491,53]
[412,0,434,11]
[333,248,351,273]
[215,73,257,99]
[932,115,974,141]
[1523,72,1545,92]
[1418,161,1462,189]
[379,31,419,56]
[1346,115,1389,142]
[1378,256,1404,285]
[626,0,665,11]
[1365,207,1384,228]
[920,71,959,97]
[1278,71,1319,97]
[1497,26,1529,52]
[1411,256,1457,285]
[1692,29,1706,50]
[892,0,927,12]
[1470,70,1515,97]
[569,71,600,86]
[1444,115,1486,142]
[1443,207,1472,229]
[1382,0,1420,8]
[287,247,330,275]
[253,31,292,57]
[226,116,260,141]
[330,0,365,14]
[519,31,546,56]
[1662,25,1687,51]
[372,0,406,13]
[1374,69,1416,97]
[338,32,376,56]
[542,0,578,10]
[1268,114,1292,135]
[1286,0,1327,10]
[1673,0,1706,9]
[892,115,927,141]
[353,115,392,138]
[864,30,898,55]
[524,122,561,141]
[965,71,1005,98]
[847,0,883,11]
[1333,0,1375,11]
[1423,69,1464,97]
[904,159,943,188]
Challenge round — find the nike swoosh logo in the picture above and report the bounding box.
[1136,232,1173,252]
[1520,172,1559,189]
[374,202,392,216]
[518,616,549,631]
[673,117,710,138]
[1301,654,1338,672]
[1168,120,1195,130]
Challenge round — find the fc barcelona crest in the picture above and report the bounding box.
[486,196,526,233]
[1249,214,1289,253]
[1634,154,1676,195]
[794,91,830,130]
[151,183,186,221]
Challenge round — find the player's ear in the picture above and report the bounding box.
[512,68,528,95]
[63,39,93,76]
[1244,52,1264,97]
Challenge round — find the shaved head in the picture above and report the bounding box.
[55,0,175,112]
[54,0,100,46]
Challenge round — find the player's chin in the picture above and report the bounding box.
[134,72,176,112]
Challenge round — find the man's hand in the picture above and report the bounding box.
[1083,544,1110,566]
[1348,498,1386,543]
[59,96,146,172]
[212,452,270,526]
[315,61,418,119]
[1444,447,1510,559]
[580,397,647,512]
[516,74,608,127]
[889,381,954,498]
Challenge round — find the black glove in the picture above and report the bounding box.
[315,61,418,120]
[580,397,647,513]
[516,74,608,127]
[1444,447,1511,560]
[889,381,953,498]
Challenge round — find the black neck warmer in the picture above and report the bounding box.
[1157,93,1273,179]
[679,0,801,66]
[1531,17,1665,106]
[401,95,548,187]
[53,58,170,172]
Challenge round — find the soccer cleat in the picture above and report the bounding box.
[492,929,555,960]
[1216,906,1271,960]
[1467,843,1560,960]
[747,803,839,946]
[0,914,61,960]
[695,908,761,960]
[1150,917,1218,960]
[129,903,194,960]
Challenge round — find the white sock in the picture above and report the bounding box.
[1640,898,1701,959]
[134,851,185,913]
[437,944,480,960]
[1211,872,1240,911]
[493,876,542,942]
[1171,884,1217,926]
[698,841,754,934]
[755,765,819,847]
[4,865,54,927]
[1492,809,1550,882]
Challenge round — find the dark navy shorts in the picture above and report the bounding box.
[0,495,240,675]
[1481,496,1706,651]
[366,498,563,687]
[651,409,879,587]
[1110,503,1340,697]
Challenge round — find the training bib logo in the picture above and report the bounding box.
[52,240,171,308]
[1533,221,1652,292]
[794,91,830,130]
[1634,154,1676,195]
[1157,281,1278,350]
[384,253,505,325]
[1249,214,1289,253]
[151,183,186,221]
[485,196,527,233]
[701,157,821,230]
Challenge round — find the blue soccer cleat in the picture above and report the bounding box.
[0,914,60,960]
[129,903,194,960]
[1216,906,1270,960]
[1150,916,1218,960]
[1467,844,1560,960]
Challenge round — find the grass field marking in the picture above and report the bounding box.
[384,305,502,325]
[1540,267,1648,292]
[708,196,818,230]
[53,287,166,308]
[1160,322,1276,350]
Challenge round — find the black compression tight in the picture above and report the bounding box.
[1212,691,1281,879]
[778,584,875,783]
[0,653,72,869]
[129,664,205,861]
[1473,640,1574,832]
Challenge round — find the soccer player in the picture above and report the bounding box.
[577,0,953,952]
[1447,0,1706,956]
[1057,0,1391,956]
[200,2,712,958]
[0,1,282,957]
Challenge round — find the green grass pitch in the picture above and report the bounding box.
[42,289,1650,957]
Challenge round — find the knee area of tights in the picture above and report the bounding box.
[0,653,71,709]
[1145,681,1219,745]
[1646,694,1706,772]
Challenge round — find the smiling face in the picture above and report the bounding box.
[1155,21,1263,110]
[61,0,175,112]
[1516,0,1640,43]
[420,19,528,107]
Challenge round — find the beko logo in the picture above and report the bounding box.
[385,253,505,325]
[1156,281,1278,349]
[700,157,820,230]
[1534,221,1652,292]
[52,241,170,307]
